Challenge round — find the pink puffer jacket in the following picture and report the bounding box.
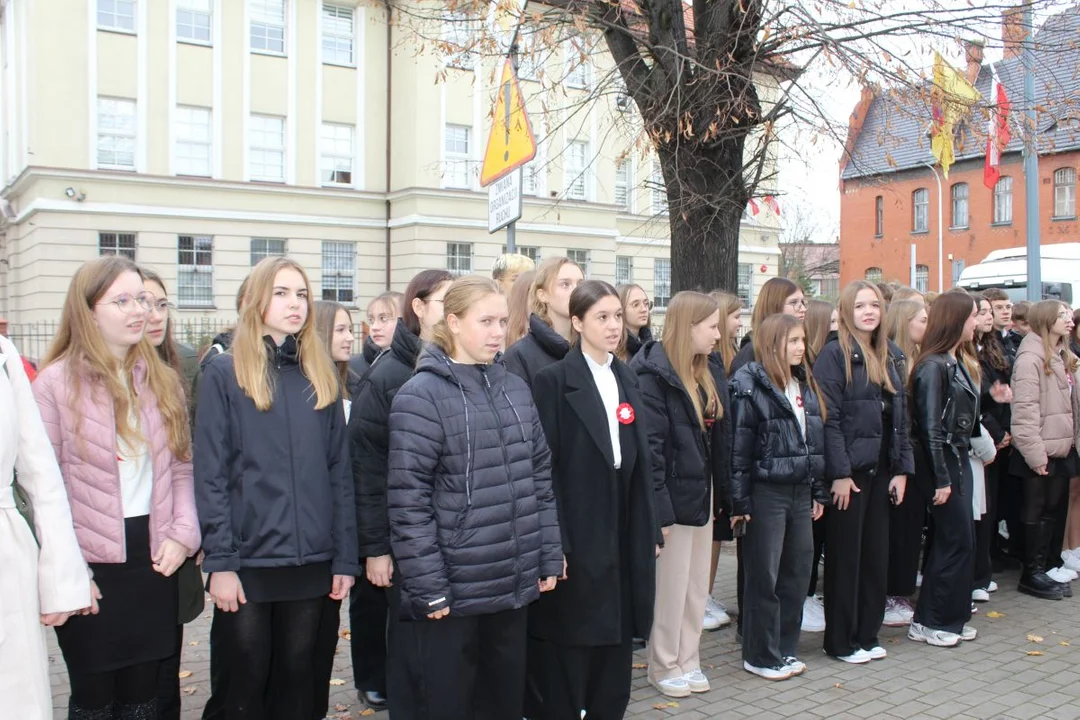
[32,358,200,564]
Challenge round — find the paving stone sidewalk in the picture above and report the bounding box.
[49,554,1080,719]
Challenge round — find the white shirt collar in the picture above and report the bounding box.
[583,350,614,371]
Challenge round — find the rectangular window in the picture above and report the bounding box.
[653,258,671,310]
[99,0,136,32]
[912,188,929,233]
[615,256,633,286]
[737,263,753,306]
[564,39,590,88]
[615,160,631,210]
[446,242,473,276]
[250,0,286,54]
[177,235,214,307]
[444,14,475,69]
[249,114,285,182]
[97,97,136,170]
[99,232,136,260]
[651,164,667,215]
[565,140,588,200]
[177,0,212,44]
[501,245,540,263]
[321,241,356,303]
[994,176,1013,224]
[1054,167,1076,219]
[951,183,969,228]
[175,106,212,177]
[523,142,545,196]
[567,249,590,278]
[322,4,354,65]
[865,267,883,284]
[517,33,542,81]
[443,124,472,189]
[952,258,966,285]
[250,238,286,265]
[320,123,353,185]
[916,264,929,293]
[874,195,883,236]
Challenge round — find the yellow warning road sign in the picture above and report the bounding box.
[480,57,537,187]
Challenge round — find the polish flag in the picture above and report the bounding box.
[984,68,1011,189]
[747,198,760,216]
[764,195,781,216]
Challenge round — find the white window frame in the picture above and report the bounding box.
[564,38,591,88]
[177,0,212,45]
[446,242,474,276]
[865,267,884,284]
[615,256,633,286]
[1054,167,1076,219]
[443,13,476,70]
[175,106,212,177]
[98,0,136,33]
[912,188,929,233]
[249,114,285,182]
[177,235,215,308]
[250,0,286,55]
[874,195,883,236]
[915,264,930,293]
[99,232,137,261]
[737,263,753,307]
[994,176,1013,224]
[321,241,356,304]
[567,249,590,278]
[443,124,473,189]
[516,33,543,81]
[97,97,137,171]
[565,140,589,201]
[950,182,969,229]
[651,163,667,215]
[615,159,632,211]
[322,4,355,66]
[320,123,354,186]
[502,245,541,263]
[653,258,671,310]
[250,237,287,265]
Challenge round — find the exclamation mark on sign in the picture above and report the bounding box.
[503,80,512,162]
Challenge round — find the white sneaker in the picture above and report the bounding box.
[702,609,721,631]
[683,669,710,693]
[743,661,793,681]
[834,648,872,664]
[782,656,806,675]
[1047,567,1075,583]
[1062,552,1080,573]
[961,625,977,641]
[1063,566,1079,581]
[704,596,733,629]
[883,596,913,627]
[908,621,961,647]
[651,676,692,698]
[972,588,990,603]
[864,646,887,660]
[801,596,825,632]
[987,580,999,593]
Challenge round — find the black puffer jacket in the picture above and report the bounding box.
[624,326,654,360]
[200,329,234,370]
[194,335,359,576]
[812,336,915,481]
[348,335,384,378]
[632,341,728,528]
[501,314,571,386]
[351,320,423,559]
[911,353,980,491]
[730,334,755,375]
[728,362,829,517]
[387,346,563,619]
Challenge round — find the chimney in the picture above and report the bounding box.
[1003,6,1026,60]
[964,39,984,84]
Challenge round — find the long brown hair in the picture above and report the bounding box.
[662,291,722,426]
[709,290,742,371]
[753,313,826,421]
[976,293,1008,374]
[804,299,834,365]
[42,256,191,459]
[232,257,340,411]
[913,291,977,375]
[402,269,455,337]
[314,300,352,390]
[884,299,925,379]
[505,270,536,348]
[1027,300,1079,376]
[140,267,182,377]
[751,277,799,332]
[530,257,581,325]
[836,281,895,393]
[431,276,503,357]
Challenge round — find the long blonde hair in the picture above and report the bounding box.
[709,290,742,371]
[314,300,352,390]
[754,314,826,421]
[883,299,925,379]
[505,270,536,348]
[432,275,504,356]
[804,299,834,366]
[42,256,191,459]
[662,291,722,426]
[530,257,581,326]
[232,257,340,411]
[1028,300,1079,376]
[836,280,896,393]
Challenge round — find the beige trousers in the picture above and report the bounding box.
[648,518,713,683]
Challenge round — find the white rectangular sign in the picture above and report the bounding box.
[488,168,523,233]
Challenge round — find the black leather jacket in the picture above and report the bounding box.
[910,353,980,489]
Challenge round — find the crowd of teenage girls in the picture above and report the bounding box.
[5,249,1080,720]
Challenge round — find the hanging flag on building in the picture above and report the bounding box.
[747,198,760,216]
[764,195,781,216]
[984,67,1012,189]
[930,52,981,178]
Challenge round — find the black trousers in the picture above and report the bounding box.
[823,468,890,657]
[913,448,974,634]
[201,609,229,720]
[806,517,826,597]
[887,480,926,597]
[158,625,184,720]
[396,607,529,720]
[742,484,813,669]
[349,571,388,694]
[69,661,161,711]
[973,461,1002,589]
[209,597,324,720]
[384,581,420,719]
[311,596,342,719]
[538,637,633,720]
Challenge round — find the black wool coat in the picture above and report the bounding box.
[348,335,384,378]
[501,314,571,387]
[624,325,654,361]
[531,347,660,646]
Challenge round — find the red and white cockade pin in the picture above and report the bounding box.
[795,396,804,408]
[616,403,636,424]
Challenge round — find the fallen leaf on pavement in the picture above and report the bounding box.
[631,663,646,669]
[329,678,347,686]
[985,611,1005,619]
[1026,650,1045,656]
[1027,634,1044,643]
[652,702,679,709]
[335,704,349,712]
[188,640,199,646]
[178,670,193,679]
[834,683,843,689]
[1060,641,1071,646]
[182,686,198,696]
[340,629,352,640]
[360,709,376,716]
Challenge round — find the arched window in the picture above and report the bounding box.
[915,264,930,293]
[912,188,929,233]
[951,183,969,228]
[1054,167,1076,218]
[865,267,883,284]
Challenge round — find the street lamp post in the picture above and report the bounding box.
[922,161,944,292]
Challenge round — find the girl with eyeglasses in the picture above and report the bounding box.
[618,284,654,360]
[32,256,200,719]
[349,292,402,378]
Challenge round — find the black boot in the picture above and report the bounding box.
[118,701,158,720]
[68,705,115,720]
[1018,522,1064,600]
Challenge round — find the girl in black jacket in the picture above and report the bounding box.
[348,291,401,377]
[618,283,654,360]
[813,280,913,664]
[632,291,726,699]
[350,268,452,713]
[532,281,660,719]
[195,258,359,720]
[730,314,829,681]
[502,256,583,386]
[387,275,562,720]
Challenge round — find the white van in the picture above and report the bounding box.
[957,243,1080,305]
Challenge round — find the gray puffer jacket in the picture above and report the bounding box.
[387,345,563,619]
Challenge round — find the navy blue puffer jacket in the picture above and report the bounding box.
[387,345,563,619]
[728,362,829,517]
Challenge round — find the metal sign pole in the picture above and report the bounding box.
[506,38,520,255]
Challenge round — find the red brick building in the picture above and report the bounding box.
[839,7,1080,290]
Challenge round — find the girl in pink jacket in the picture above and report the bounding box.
[32,256,199,720]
